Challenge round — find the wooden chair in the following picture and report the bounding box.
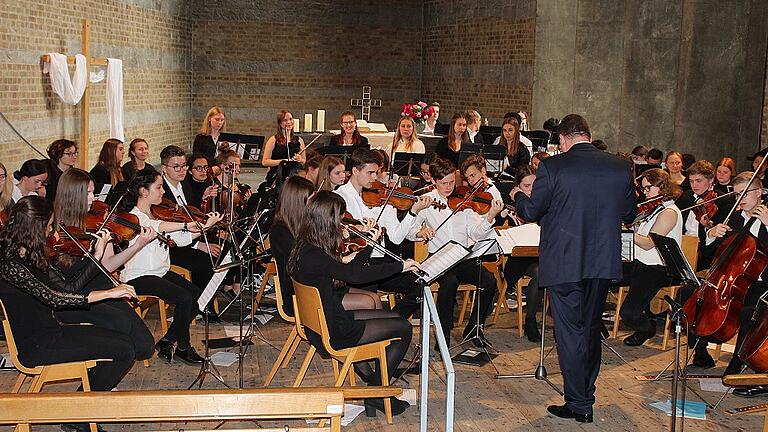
[722,373,768,432]
[292,279,400,424]
[611,235,699,343]
[263,264,313,387]
[1,299,108,432]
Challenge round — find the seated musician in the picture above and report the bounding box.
[705,171,768,396]
[288,191,418,417]
[159,145,221,293]
[435,113,470,168]
[714,157,736,194]
[303,151,323,185]
[271,176,383,315]
[384,116,425,156]
[118,171,222,365]
[52,168,155,360]
[460,154,503,202]
[315,155,346,192]
[414,151,437,193]
[182,152,219,209]
[334,148,432,319]
[121,138,156,181]
[12,158,48,204]
[328,111,370,148]
[89,138,125,195]
[502,166,544,342]
[0,196,138,432]
[407,157,503,345]
[498,116,531,176]
[620,168,683,347]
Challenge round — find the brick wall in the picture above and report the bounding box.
[763,67,768,148]
[0,0,193,173]
[192,0,423,136]
[421,0,536,125]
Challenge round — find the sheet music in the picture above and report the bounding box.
[96,184,111,198]
[198,252,230,310]
[419,241,471,284]
[465,238,501,260]
[494,223,540,254]
[621,230,634,262]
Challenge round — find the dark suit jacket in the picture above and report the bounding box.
[192,134,216,163]
[514,143,637,286]
[162,176,196,206]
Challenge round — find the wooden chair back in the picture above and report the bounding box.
[680,235,699,271]
[273,263,293,323]
[292,279,339,357]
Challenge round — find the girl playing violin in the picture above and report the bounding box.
[705,172,768,392]
[118,171,223,365]
[52,168,155,360]
[288,191,420,418]
[620,168,683,347]
[407,157,503,345]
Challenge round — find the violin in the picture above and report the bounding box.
[362,180,445,211]
[0,209,6,226]
[45,226,94,259]
[86,200,176,248]
[627,195,666,227]
[691,190,718,228]
[151,198,207,224]
[447,185,513,215]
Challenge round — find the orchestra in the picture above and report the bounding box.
[4,105,768,429]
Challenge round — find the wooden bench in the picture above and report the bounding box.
[722,374,768,431]
[0,387,347,432]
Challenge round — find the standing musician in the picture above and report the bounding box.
[52,168,155,360]
[261,110,306,185]
[335,148,433,319]
[503,166,543,342]
[512,114,636,423]
[408,157,503,345]
[117,171,223,365]
[705,171,768,396]
[620,169,683,347]
[676,160,734,270]
[192,106,227,163]
[328,111,370,148]
[159,146,221,292]
[288,191,420,417]
[271,176,383,315]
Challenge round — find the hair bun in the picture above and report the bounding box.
[13,170,22,181]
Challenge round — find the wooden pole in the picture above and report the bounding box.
[79,19,90,170]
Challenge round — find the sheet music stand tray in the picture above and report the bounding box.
[220,132,265,161]
[318,145,357,169]
[392,152,424,179]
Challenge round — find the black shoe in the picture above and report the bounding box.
[364,397,410,417]
[61,423,105,432]
[687,352,715,370]
[547,404,593,423]
[173,346,204,365]
[724,358,746,377]
[623,331,653,347]
[733,385,768,398]
[524,320,541,343]
[154,339,174,363]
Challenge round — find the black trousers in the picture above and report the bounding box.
[170,245,215,291]
[128,271,201,348]
[351,258,422,319]
[503,257,542,323]
[55,300,155,360]
[24,326,135,391]
[619,261,671,335]
[548,279,611,415]
[678,282,712,356]
[435,259,497,339]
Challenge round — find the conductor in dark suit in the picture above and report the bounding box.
[512,114,637,423]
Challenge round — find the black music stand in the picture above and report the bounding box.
[318,145,357,170]
[220,133,265,163]
[392,152,424,180]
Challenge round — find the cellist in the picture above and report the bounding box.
[704,171,768,397]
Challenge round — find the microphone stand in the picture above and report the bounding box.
[664,295,687,432]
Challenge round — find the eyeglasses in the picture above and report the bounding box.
[641,185,653,192]
[341,121,356,125]
[192,165,209,172]
[63,151,79,157]
[163,164,188,172]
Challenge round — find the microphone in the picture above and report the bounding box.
[663,295,682,312]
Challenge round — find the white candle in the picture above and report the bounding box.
[304,113,313,132]
[293,118,300,134]
[316,109,326,132]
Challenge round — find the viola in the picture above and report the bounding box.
[151,198,207,224]
[682,208,768,343]
[0,209,7,226]
[447,185,514,215]
[338,236,368,256]
[692,190,718,228]
[45,226,93,259]
[362,180,445,211]
[87,200,176,248]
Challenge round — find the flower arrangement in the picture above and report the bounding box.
[401,101,435,124]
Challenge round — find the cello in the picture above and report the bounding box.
[682,173,768,343]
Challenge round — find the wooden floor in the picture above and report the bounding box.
[0,293,763,432]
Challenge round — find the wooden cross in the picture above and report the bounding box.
[40,19,108,169]
[350,86,382,121]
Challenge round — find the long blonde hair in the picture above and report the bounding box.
[0,162,12,210]
[200,106,226,135]
[392,116,417,153]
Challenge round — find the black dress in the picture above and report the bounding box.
[328,134,370,148]
[291,244,402,349]
[435,137,462,168]
[503,145,531,176]
[193,134,217,163]
[121,162,156,183]
[266,136,302,183]
[89,164,114,194]
[44,160,62,202]
[269,223,296,316]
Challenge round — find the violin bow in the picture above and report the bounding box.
[373,176,401,225]
[343,222,427,279]
[723,154,768,225]
[293,133,322,158]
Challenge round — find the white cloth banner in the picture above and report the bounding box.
[42,52,87,105]
[43,53,125,141]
